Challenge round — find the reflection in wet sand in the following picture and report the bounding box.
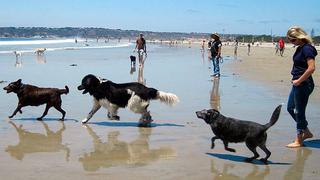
[283,148,312,180]
[211,160,270,179]
[130,62,136,75]
[79,125,176,171]
[5,121,70,161]
[36,54,47,64]
[137,64,146,85]
[14,55,23,68]
[210,77,220,111]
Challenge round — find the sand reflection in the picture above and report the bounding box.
[283,148,312,180]
[79,125,176,171]
[36,54,47,64]
[211,160,270,179]
[5,121,70,161]
[137,64,146,85]
[210,77,220,111]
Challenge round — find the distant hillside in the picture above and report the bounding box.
[0,27,319,44]
[0,27,209,40]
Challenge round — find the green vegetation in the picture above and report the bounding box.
[0,27,319,44]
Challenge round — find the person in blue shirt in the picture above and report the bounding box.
[209,33,222,77]
[286,26,317,148]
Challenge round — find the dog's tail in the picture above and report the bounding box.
[59,86,69,95]
[156,91,179,106]
[264,104,282,130]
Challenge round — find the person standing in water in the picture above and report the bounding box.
[209,33,222,77]
[286,26,317,148]
[134,33,147,65]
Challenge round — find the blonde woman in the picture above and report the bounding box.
[286,26,317,148]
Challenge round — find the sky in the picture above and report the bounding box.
[1,0,320,36]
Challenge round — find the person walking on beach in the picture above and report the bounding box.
[286,26,317,148]
[134,33,147,65]
[279,38,285,56]
[234,39,239,56]
[209,33,222,77]
[247,43,251,55]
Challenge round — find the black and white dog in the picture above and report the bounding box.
[78,74,179,126]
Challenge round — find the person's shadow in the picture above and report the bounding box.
[79,125,176,171]
[211,160,270,179]
[5,121,70,161]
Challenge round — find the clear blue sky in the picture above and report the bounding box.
[1,0,319,36]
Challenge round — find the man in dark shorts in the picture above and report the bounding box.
[134,33,147,65]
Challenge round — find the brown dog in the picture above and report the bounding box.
[3,79,69,120]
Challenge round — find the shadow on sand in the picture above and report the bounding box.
[206,153,291,165]
[304,139,320,149]
[89,121,184,128]
[12,117,79,122]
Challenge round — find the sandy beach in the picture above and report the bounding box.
[0,40,319,179]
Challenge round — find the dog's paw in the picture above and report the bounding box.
[259,158,269,165]
[36,117,43,121]
[138,122,152,127]
[211,143,215,149]
[82,118,89,124]
[19,110,22,114]
[59,118,65,121]
[244,158,254,163]
[110,115,120,121]
[8,115,14,119]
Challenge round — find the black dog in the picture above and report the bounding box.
[78,74,179,126]
[196,105,282,164]
[3,79,69,120]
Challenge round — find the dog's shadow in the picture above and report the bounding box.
[11,118,79,122]
[206,153,291,165]
[304,139,320,149]
[89,121,184,128]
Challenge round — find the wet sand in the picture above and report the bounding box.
[0,43,320,179]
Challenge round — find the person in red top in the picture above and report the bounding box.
[279,38,285,56]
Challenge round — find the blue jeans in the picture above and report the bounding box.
[287,79,314,134]
[211,57,220,75]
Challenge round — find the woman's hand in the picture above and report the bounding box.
[292,79,301,86]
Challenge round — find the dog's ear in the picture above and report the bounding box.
[209,109,220,119]
[16,79,22,84]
